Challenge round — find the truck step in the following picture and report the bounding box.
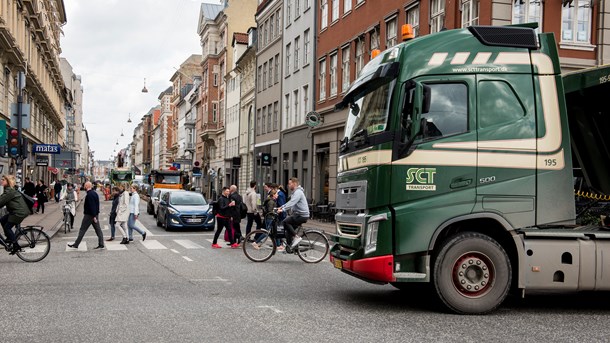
[394,272,426,279]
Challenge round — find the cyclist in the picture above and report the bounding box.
[0,175,30,253]
[276,177,309,249]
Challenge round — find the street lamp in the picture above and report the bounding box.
[141,78,149,93]
[121,130,124,137]
[128,113,132,123]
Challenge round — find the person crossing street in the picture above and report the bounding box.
[68,181,105,250]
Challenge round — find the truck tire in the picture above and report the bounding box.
[433,232,511,314]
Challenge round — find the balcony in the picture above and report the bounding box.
[185,142,195,152]
[199,121,224,141]
[185,117,196,127]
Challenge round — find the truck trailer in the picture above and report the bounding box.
[329,24,610,314]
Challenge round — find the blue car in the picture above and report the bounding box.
[156,191,215,231]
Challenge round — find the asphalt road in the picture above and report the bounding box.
[0,199,609,342]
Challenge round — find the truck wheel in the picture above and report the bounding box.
[433,232,511,314]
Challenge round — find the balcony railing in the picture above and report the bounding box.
[185,142,195,151]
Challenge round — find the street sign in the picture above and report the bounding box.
[172,162,181,169]
[0,120,6,145]
[33,144,61,154]
[36,155,49,166]
[10,103,30,129]
[261,153,271,166]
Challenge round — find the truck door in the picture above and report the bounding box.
[391,76,477,255]
[475,74,536,228]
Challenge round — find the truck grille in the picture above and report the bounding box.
[337,223,362,237]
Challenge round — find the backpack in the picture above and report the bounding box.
[240,201,248,219]
[19,191,36,214]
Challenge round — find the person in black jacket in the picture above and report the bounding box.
[229,185,244,244]
[53,180,62,202]
[23,178,35,197]
[211,187,237,249]
[106,186,121,241]
[68,181,105,250]
[34,180,48,214]
[0,175,30,253]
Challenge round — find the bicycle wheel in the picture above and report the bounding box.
[296,230,329,263]
[15,228,51,262]
[64,212,70,234]
[243,230,275,262]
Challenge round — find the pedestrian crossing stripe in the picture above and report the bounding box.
[63,239,223,251]
[174,240,204,249]
[66,242,88,252]
[140,240,167,250]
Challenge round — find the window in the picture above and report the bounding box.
[332,0,339,22]
[257,66,262,90]
[212,102,218,122]
[341,46,350,92]
[461,0,479,27]
[430,0,445,33]
[294,89,300,126]
[355,38,364,76]
[285,94,291,128]
[267,106,272,132]
[268,58,273,86]
[370,29,379,52]
[420,83,468,140]
[512,0,542,32]
[304,29,310,65]
[406,5,420,37]
[561,0,592,45]
[213,72,218,87]
[386,18,397,47]
[295,0,300,18]
[287,0,291,24]
[262,106,266,134]
[263,20,268,45]
[321,0,328,30]
[478,80,525,129]
[276,9,281,36]
[285,43,291,75]
[274,102,279,131]
[319,59,327,100]
[330,53,337,97]
[305,0,310,10]
[274,54,280,83]
[294,36,300,71]
[344,0,351,13]
[270,14,275,40]
[303,85,309,114]
[263,62,267,89]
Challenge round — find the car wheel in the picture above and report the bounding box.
[147,202,153,215]
[165,217,171,231]
[156,212,162,227]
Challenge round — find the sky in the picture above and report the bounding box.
[60,0,221,162]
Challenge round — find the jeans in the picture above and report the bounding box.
[128,214,145,240]
[73,214,104,247]
[282,215,308,245]
[0,214,17,243]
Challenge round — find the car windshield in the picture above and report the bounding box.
[343,79,395,141]
[170,193,206,206]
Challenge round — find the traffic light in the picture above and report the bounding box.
[20,136,28,159]
[7,127,19,158]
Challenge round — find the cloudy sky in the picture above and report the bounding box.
[60,0,220,162]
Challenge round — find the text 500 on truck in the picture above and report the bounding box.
[330,23,610,314]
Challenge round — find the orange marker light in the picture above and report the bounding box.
[371,49,381,59]
[402,24,414,41]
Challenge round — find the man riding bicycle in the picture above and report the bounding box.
[277,177,309,249]
[60,183,78,228]
[0,175,30,253]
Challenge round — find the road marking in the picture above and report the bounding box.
[174,240,204,249]
[140,240,167,250]
[103,225,109,231]
[182,256,193,262]
[21,245,47,253]
[257,305,283,314]
[136,220,154,236]
[105,241,128,250]
[66,242,87,252]
[170,249,180,254]
[191,276,229,282]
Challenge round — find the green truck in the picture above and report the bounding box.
[330,24,610,314]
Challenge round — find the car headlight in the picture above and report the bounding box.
[364,221,379,255]
[167,207,178,215]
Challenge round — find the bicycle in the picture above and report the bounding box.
[62,200,75,234]
[243,210,329,263]
[0,224,51,262]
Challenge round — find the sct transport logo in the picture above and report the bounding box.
[406,168,437,191]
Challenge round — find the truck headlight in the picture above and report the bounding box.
[364,221,379,255]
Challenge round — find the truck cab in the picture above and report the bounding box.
[330,24,610,314]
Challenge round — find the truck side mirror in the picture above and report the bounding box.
[422,84,431,114]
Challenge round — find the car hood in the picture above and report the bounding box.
[170,204,210,214]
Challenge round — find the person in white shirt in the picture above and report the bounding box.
[127,184,146,241]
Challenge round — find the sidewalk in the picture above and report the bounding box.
[303,218,336,235]
[21,191,85,238]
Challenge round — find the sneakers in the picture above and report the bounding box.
[276,245,285,252]
[211,243,222,249]
[251,242,260,250]
[290,236,302,249]
[230,243,239,249]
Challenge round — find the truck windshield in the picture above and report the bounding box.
[344,79,395,142]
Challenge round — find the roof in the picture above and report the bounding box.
[201,3,223,20]
[233,32,249,45]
